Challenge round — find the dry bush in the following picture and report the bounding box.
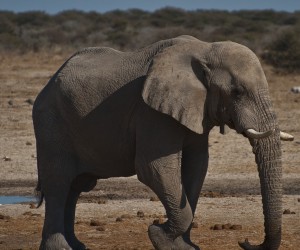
[0,8,299,67]
[263,27,300,73]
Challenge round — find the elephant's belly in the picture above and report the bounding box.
[72,127,137,178]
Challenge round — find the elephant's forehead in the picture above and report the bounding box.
[221,46,264,80]
[213,42,259,67]
[210,43,267,88]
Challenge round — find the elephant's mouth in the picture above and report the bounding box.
[226,118,272,139]
[241,128,293,141]
[223,118,293,141]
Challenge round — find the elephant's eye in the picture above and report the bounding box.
[232,85,245,97]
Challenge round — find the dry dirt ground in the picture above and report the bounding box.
[0,52,299,250]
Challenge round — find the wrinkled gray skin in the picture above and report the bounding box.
[33,36,283,250]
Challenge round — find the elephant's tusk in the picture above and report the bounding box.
[280,131,294,141]
[245,128,275,139]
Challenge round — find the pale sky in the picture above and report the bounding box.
[1,0,299,14]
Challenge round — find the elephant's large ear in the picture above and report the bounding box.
[142,43,209,134]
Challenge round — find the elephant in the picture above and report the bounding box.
[32,35,294,250]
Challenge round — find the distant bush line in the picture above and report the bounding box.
[0,8,300,72]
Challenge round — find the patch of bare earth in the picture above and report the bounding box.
[0,52,299,249]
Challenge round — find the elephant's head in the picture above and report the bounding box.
[143,36,294,250]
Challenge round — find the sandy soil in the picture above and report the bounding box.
[0,52,299,249]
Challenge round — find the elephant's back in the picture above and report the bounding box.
[54,47,145,119]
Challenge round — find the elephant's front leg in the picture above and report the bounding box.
[178,134,209,247]
[137,153,195,250]
[135,108,199,249]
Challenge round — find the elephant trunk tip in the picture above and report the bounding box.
[238,238,264,250]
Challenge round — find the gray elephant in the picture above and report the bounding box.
[33,35,293,250]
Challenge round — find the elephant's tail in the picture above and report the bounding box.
[34,180,44,208]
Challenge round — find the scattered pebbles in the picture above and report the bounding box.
[211,223,242,230]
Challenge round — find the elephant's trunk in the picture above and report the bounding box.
[257,132,282,249]
[240,96,282,250]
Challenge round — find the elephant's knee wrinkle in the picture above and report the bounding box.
[167,212,193,238]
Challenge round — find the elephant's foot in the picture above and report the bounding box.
[148,224,199,250]
[66,234,87,250]
[148,224,173,250]
[174,236,200,250]
[39,233,71,250]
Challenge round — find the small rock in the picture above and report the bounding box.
[26,141,32,146]
[191,222,198,228]
[297,198,300,202]
[22,211,40,217]
[116,217,123,222]
[222,223,232,230]
[8,100,13,106]
[283,209,296,215]
[283,209,292,214]
[137,211,144,218]
[3,156,11,161]
[97,199,107,204]
[0,214,10,220]
[202,191,222,198]
[230,224,242,230]
[153,217,164,225]
[121,214,132,219]
[96,226,106,231]
[212,224,223,230]
[29,203,36,209]
[90,220,106,227]
[150,196,159,202]
[25,98,34,105]
[291,86,300,94]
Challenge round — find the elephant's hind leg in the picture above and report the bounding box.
[64,174,97,250]
[64,189,83,249]
[40,186,72,250]
[38,149,76,250]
